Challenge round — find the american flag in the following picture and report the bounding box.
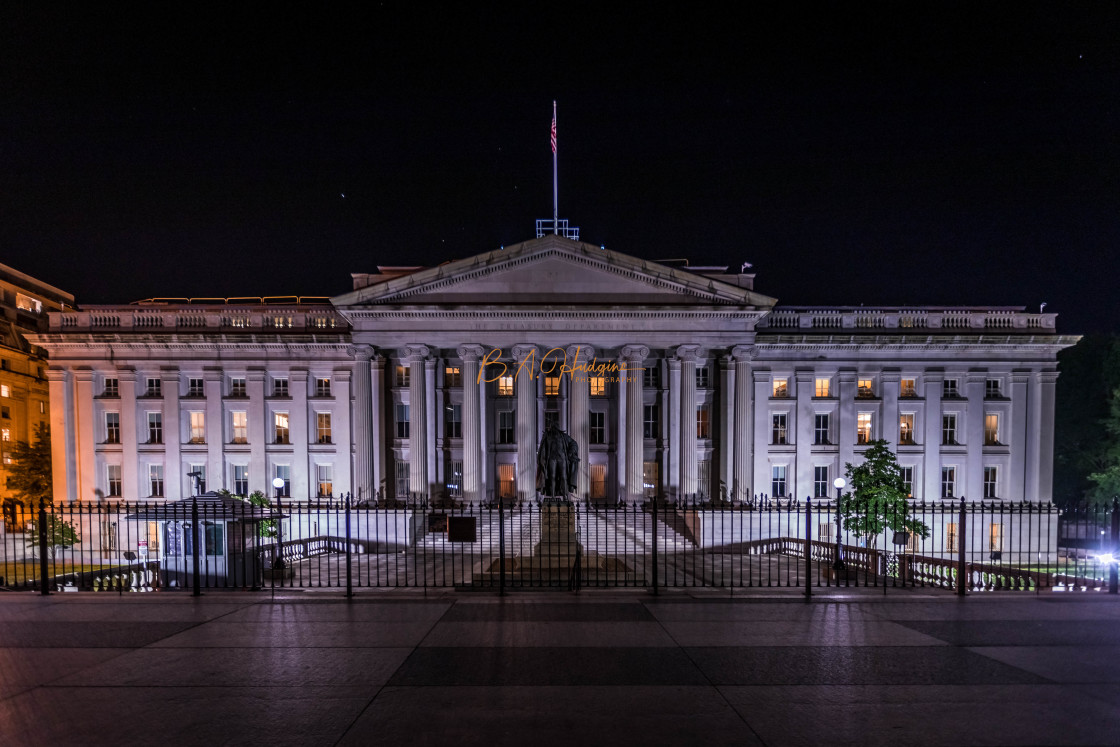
[551,114,557,154]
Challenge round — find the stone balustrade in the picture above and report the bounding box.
[758,307,1056,333]
[50,305,348,332]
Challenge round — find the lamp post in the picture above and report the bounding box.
[833,477,847,571]
[271,476,286,571]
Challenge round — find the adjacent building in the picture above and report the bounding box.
[31,235,1077,507]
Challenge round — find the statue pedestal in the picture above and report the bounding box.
[532,503,582,564]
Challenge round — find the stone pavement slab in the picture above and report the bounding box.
[1,591,1119,746]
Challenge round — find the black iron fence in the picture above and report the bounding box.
[2,496,1118,596]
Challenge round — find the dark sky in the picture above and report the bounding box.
[2,4,1117,333]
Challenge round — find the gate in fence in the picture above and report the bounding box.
[2,495,1118,596]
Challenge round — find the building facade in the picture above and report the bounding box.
[32,236,1077,507]
[0,263,74,522]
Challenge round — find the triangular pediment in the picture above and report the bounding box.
[333,236,777,308]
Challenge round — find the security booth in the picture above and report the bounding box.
[127,492,284,589]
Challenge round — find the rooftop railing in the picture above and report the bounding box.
[758,307,1056,332]
[50,306,348,332]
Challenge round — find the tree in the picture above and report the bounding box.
[25,512,81,560]
[1054,335,1120,506]
[1088,385,1120,504]
[839,439,930,546]
[5,422,52,528]
[224,489,277,538]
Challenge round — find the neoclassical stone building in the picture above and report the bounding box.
[32,235,1076,506]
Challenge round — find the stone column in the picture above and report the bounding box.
[203,367,224,491]
[566,344,593,503]
[718,355,734,500]
[289,369,309,499]
[668,357,681,500]
[794,369,814,500]
[370,355,386,500]
[731,346,753,503]
[1038,370,1059,504]
[349,345,374,502]
[922,371,944,502]
[752,369,771,500]
[513,344,538,502]
[881,369,900,447]
[965,371,986,501]
[247,368,266,495]
[161,367,181,501]
[622,345,648,504]
[118,368,138,501]
[426,356,437,498]
[334,367,353,497]
[1024,369,1042,502]
[46,368,75,504]
[1009,370,1029,501]
[407,345,430,499]
[677,345,700,499]
[458,345,484,504]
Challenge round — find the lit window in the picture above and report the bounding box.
[317,412,333,444]
[989,523,1002,552]
[942,414,958,445]
[946,522,959,551]
[315,378,331,397]
[16,293,42,313]
[445,367,461,387]
[772,378,788,398]
[396,365,410,387]
[984,466,998,499]
[899,414,915,445]
[771,465,787,497]
[396,404,410,439]
[643,461,659,497]
[545,375,561,396]
[317,464,333,497]
[2,451,10,465]
[231,411,247,443]
[230,377,247,397]
[189,412,205,443]
[0,385,8,398]
[857,379,874,398]
[589,411,605,444]
[696,404,710,439]
[772,413,788,445]
[900,378,917,398]
[589,375,606,397]
[815,378,831,397]
[0,427,8,442]
[984,413,1000,445]
[498,463,516,499]
[274,412,290,444]
[941,466,956,499]
[590,464,606,500]
[499,374,514,397]
[857,413,873,444]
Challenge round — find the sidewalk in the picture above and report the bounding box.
[1,589,1120,746]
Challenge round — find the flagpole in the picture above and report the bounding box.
[552,100,558,235]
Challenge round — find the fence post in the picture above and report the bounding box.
[804,496,812,600]
[38,499,49,596]
[498,498,505,597]
[651,498,659,595]
[345,491,354,598]
[1110,497,1119,595]
[956,495,967,597]
[191,496,201,597]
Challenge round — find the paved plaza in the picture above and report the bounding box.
[1,589,1120,746]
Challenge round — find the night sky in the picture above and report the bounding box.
[2,5,1117,333]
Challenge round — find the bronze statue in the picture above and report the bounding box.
[537,423,579,498]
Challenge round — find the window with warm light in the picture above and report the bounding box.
[814,377,831,397]
[545,375,561,396]
[274,412,290,444]
[856,413,872,444]
[984,413,1000,445]
[899,414,915,444]
[317,412,332,443]
[590,375,606,397]
[696,404,710,439]
[317,464,333,496]
[772,378,788,398]
[231,411,247,443]
[498,374,514,397]
[445,367,461,387]
[189,412,205,443]
[396,365,410,387]
[900,378,917,398]
[857,379,874,398]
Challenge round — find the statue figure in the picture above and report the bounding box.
[537,423,578,498]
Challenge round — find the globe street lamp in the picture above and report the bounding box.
[271,476,286,571]
[833,477,847,571]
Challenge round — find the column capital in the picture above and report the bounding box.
[347,344,375,361]
[565,343,595,361]
[675,344,702,363]
[511,343,538,360]
[404,344,431,360]
[1040,370,1060,385]
[45,367,68,383]
[371,354,386,370]
[457,344,485,361]
[730,345,754,362]
[621,344,649,361]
